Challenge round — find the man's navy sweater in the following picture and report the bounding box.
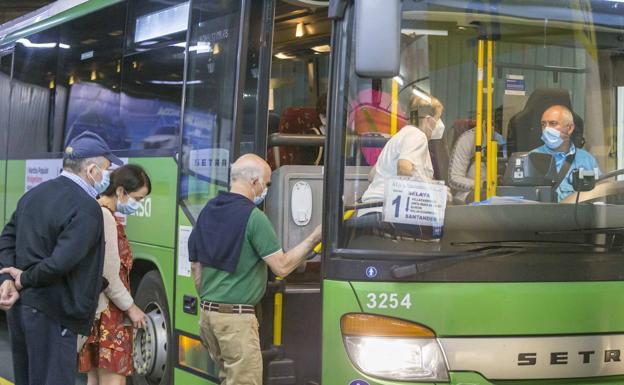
[0,175,105,335]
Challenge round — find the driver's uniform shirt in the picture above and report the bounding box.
[532,143,601,202]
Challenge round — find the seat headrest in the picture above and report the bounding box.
[523,88,572,112]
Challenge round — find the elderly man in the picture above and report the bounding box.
[189,153,321,385]
[531,105,600,201]
[0,131,122,385]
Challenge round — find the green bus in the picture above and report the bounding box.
[2,0,624,384]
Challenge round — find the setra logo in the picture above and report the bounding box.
[518,350,623,365]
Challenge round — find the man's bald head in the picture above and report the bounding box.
[541,105,574,134]
[231,154,270,183]
[230,154,272,204]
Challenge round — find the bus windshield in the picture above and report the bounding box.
[335,0,624,273]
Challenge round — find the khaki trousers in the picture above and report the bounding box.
[199,309,262,385]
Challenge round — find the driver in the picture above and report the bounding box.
[531,105,600,201]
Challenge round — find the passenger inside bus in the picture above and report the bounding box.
[448,106,506,203]
[360,94,443,205]
[530,104,601,202]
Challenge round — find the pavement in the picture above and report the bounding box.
[0,312,87,385]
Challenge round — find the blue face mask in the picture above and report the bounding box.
[90,165,110,194]
[117,192,141,215]
[253,187,268,206]
[541,127,564,149]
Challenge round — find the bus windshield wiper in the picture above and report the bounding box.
[391,246,522,278]
[536,227,624,235]
[452,240,604,248]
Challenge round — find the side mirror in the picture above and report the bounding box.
[354,0,401,78]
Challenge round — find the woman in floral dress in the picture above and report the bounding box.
[79,164,152,385]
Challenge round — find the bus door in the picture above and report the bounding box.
[0,50,11,225]
[174,0,275,382]
[260,2,336,384]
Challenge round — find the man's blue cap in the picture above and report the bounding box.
[63,131,123,166]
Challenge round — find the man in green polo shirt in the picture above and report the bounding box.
[189,154,321,385]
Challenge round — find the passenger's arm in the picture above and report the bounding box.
[397,130,432,180]
[448,131,478,192]
[264,226,321,277]
[101,209,133,311]
[188,227,202,294]
[368,166,377,182]
[0,212,17,285]
[397,160,415,176]
[191,262,202,294]
[19,210,101,288]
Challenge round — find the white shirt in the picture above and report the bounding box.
[361,125,434,204]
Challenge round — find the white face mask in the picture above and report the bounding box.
[430,118,445,140]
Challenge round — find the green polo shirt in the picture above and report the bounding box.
[199,208,281,305]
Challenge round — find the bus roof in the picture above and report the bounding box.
[0,0,121,48]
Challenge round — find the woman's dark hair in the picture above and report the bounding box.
[101,164,152,197]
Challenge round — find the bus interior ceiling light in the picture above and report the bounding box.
[311,44,331,53]
[190,42,212,54]
[16,38,69,49]
[275,52,296,60]
[296,22,305,38]
[149,80,202,85]
[401,29,448,36]
[412,87,432,103]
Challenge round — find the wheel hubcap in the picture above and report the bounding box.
[133,302,168,383]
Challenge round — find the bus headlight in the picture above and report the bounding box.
[341,313,449,382]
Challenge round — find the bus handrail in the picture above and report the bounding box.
[267,132,389,148]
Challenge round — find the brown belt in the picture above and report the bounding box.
[200,300,255,314]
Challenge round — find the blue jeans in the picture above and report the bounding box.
[7,303,77,385]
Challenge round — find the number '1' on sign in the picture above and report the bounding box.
[383,178,447,227]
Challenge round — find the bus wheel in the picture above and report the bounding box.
[131,271,171,385]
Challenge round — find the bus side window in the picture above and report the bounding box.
[0,53,10,159]
[9,28,60,158]
[58,3,126,152]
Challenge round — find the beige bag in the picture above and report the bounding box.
[76,334,89,353]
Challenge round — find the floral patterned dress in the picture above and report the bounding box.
[79,209,135,375]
